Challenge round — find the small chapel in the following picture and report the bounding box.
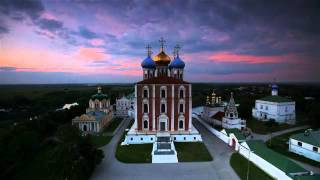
[72,86,113,133]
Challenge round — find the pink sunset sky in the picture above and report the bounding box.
[0,0,319,84]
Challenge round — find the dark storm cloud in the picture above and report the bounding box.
[83,0,320,57]
[0,0,44,19]
[187,61,288,75]
[0,24,9,34]
[0,66,17,71]
[78,26,99,39]
[35,18,63,31]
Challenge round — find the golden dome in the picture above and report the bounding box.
[153,51,171,65]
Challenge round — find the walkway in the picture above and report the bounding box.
[91,118,240,180]
[251,125,310,142]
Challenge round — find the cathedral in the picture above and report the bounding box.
[123,38,201,146]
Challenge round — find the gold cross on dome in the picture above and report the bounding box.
[159,37,166,51]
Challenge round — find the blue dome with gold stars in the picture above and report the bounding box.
[169,56,185,69]
[141,56,156,68]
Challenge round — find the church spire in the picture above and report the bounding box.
[225,92,238,118]
[174,44,181,57]
[97,86,102,94]
[159,37,166,51]
[146,44,152,57]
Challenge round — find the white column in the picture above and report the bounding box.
[134,85,138,130]
[171,85,175,131]
[189,84,192,131]
[152,84,156,131]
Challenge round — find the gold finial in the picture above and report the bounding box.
[159,37,166,51]
[97,86,102,93]
[174,44,181,57]
[146,44,152,57]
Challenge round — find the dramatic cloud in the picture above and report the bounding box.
[0,0,319,83]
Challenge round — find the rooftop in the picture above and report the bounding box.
[259,95,293,103]
[246,140,307,175]
[290,129,320,147]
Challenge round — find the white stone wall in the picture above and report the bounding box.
[122,134,202,145]
[222,117,245,129]
[239,142,293,180]
[194,114,229,143]
[289,138,320,162]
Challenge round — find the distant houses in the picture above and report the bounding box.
[252,84,296,124]
[289,129,320,162]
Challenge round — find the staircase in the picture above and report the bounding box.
[152,135,178,163]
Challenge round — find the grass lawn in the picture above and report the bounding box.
[266,129,320,168]
[230,153,273,180]
[115,119,152,163]
[247,118,297,134]
[174,142,213,162]
[103,117,123,133]
[91,135,113,148]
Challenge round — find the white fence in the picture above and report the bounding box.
[193,114,229,143]
[238,142,293,180]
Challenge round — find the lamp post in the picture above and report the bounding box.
[246,149,254,180]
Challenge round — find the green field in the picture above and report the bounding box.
[174,142,213,162]
[266,129,320,168]
[115,130,152,163]
[230,153,273,180]
[247,118,298,134]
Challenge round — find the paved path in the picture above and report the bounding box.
[91,119,239,180]
[251,125,310,142]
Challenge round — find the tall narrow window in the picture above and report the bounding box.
[161,89,166,98]
[143,89,148,98]
[144,120,148,129]
[161,104,166,113]
[180,104,184,113]
[179,120,184,129]
[144,104,148,113]
[180,89,184,98]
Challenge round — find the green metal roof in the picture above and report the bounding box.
[225,128,246,141]
[290,130,320,147]
[259,95,293,103]
[293,175,320,180]
[91,92,108,100]
[246,140,307,175]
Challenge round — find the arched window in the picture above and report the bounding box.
[161,89,166,98]
[143,89,148,98]
[144,120,148,129]
[144,104,148,113]
[179,104,184,113]
[161,104,166,113]
[180,89,184,98]
[179,120,184,129]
